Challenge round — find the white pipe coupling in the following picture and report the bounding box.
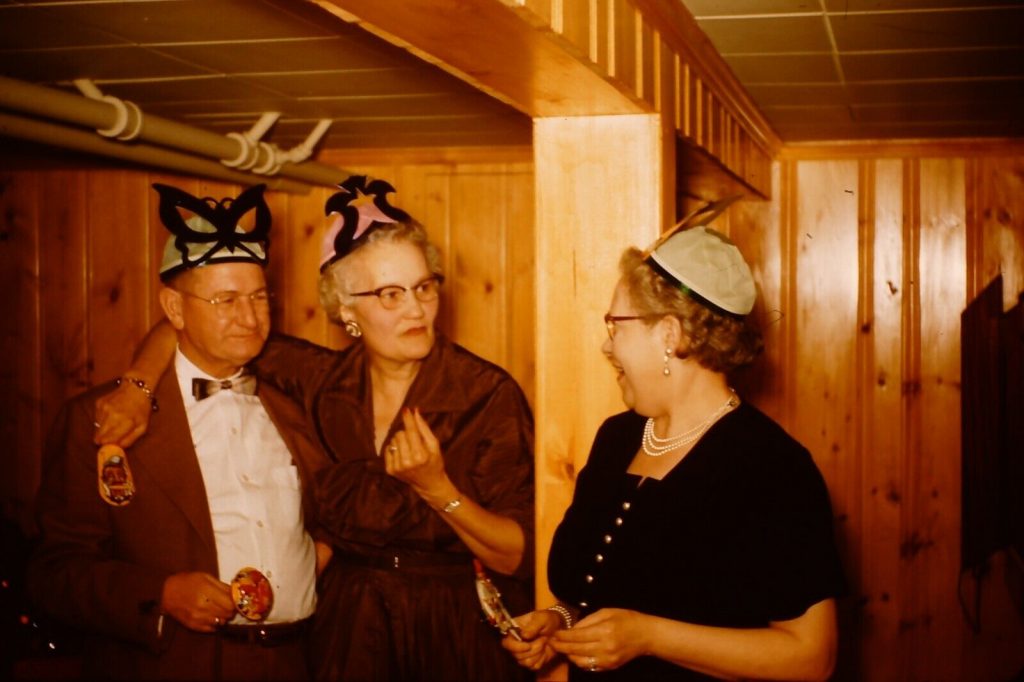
[223,131,260,170]
[73,79,144,141]
[251,142,284,175]
[222,112,281,170]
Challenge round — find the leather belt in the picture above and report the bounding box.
[219,618,310,647]
[338,550,471,570]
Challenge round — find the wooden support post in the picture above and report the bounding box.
[532,113,667,604]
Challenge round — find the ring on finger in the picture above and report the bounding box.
[587,656,597,672]
[387,444,398,454]
[214,616,221,626]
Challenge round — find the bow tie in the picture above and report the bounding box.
[192,373,258,401]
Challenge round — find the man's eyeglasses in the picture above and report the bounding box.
[180,289,273,317]
[350,275,444,311]
[603,314,645,340]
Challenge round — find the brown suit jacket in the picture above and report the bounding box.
[29,370,329,680]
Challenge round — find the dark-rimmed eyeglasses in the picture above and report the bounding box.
[351,275,444,311]
[180,289,273,317]
[603,314,645,340]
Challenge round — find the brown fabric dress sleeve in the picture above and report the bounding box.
[251,333,340,411]
[463,377,535,579]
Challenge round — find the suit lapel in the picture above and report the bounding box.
[131,372,218,565]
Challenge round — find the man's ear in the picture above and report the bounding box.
[159,287,186,330]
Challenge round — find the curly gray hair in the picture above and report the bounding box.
[317,220,443,325]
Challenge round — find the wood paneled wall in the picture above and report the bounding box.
[0,147,534,527]
[725,149,1024,681]
[3,143,1023,680]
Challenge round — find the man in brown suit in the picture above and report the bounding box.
[29,183,328,680]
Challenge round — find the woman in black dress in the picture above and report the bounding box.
[504,220,844,680]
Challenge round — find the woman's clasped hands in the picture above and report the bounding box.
[501,609,563,672]
[504,607,650,674]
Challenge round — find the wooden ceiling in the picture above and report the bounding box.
[1,0,1021,156]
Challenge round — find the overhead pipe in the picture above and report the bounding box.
[0,75,345,189]
[0,111,312,194]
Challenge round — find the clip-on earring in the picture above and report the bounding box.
[663,348,672,376]
[344,320,363,338]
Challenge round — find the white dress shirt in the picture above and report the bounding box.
[174,349,316,624]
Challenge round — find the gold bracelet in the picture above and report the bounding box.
[117,376,159,412]
[441,496,463,513]
[545,603,574,629]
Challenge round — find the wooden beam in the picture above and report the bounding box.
[315,0,644,117]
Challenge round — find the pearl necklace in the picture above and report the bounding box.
[642,392,739,457]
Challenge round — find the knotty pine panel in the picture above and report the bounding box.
[448,172,511,368]
[281,184,334,347]
[38,171,90,429]
[970,156,1024,309]
[725,151,1024,681]
[857,158,907,682]
[0,171,41,509]
[908,158,967,677]
[86,170,150,384]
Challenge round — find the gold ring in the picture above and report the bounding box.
[214,616,221,626]
[587,656,597,672]
[388,445,398,454]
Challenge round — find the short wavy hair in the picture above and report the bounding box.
[619,247,763,373]
[318,220,443,325]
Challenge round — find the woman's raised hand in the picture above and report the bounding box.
[384,408,452,501]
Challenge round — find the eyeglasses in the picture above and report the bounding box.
[350,275,444,311]
[180,289,273,317]
[603,314,645,340]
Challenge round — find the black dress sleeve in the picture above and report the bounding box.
[742,438,847,622]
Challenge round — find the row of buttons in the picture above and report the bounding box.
[577,500,632,609]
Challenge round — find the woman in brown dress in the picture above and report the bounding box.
[96,177,534,681]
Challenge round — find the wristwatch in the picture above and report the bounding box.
[442,496,463,513]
